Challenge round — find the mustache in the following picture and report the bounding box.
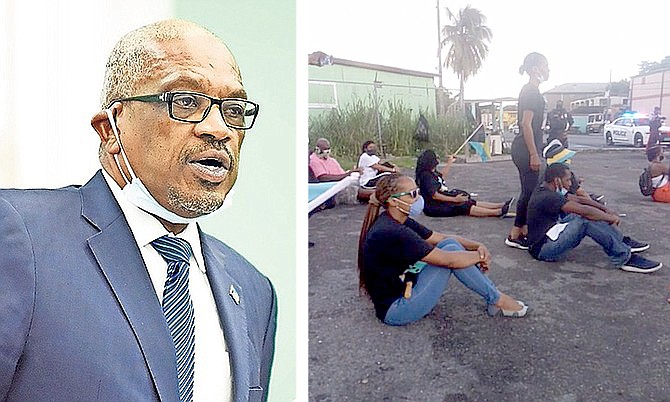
[180,138,236,169]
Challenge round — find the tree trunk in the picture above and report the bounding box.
[459,77,465,114]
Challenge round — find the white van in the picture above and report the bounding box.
[587,113,605,133]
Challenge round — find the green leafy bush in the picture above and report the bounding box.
[308,95,470,161]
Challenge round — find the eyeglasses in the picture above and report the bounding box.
[390,188,419,199]
[110,91,259,130]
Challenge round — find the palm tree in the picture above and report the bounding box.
[440,6,492,113]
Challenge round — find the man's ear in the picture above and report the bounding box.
[91,105,122,155]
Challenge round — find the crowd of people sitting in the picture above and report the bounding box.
[310,50,666,334]
[308,129,665,327]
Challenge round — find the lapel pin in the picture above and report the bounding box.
[229,284,240,305]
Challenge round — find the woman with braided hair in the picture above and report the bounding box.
[357,173,528,326]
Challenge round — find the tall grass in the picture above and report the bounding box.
[308,95,470,161]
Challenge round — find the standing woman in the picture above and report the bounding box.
[358,174,527,326]
[506,52,550,250]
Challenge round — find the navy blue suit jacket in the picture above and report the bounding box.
[0,171,276,402]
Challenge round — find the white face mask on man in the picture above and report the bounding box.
[104,109,232,224]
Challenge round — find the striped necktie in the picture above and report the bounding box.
[151,235,195,402]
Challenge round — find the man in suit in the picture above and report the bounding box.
[0,19,276,402]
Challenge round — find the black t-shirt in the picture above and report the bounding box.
[650,114,663,134]
[416,170,444,208]
[547,107,573,133]
[526,185,568,257]
[362,212,434,320]
[513,84,546,154]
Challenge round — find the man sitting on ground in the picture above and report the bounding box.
[309,138,361,182]
[357,140,397,203]
[526,163,662,273]
[309,138,361,210]
[543,136,604,203]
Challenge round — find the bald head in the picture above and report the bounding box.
[100,19,239,108]
[315,138,330,150]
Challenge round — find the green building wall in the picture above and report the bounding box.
[309,62,437,117]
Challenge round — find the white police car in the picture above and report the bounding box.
[603,113,650,147]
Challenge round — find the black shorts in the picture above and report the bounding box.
[361,172,392,189]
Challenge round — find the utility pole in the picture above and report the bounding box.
[373,73,384,157]
[436,0,443,89]
[607,68,611,121]
[660,70,665,111]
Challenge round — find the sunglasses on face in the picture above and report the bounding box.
[391,188,419,199]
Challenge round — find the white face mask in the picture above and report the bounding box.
[104,109,232,224]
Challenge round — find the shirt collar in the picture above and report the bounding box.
[101,169,206,273]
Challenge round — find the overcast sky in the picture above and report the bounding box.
[307,0,670,99]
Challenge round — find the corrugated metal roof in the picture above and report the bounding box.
[308,51,438,79]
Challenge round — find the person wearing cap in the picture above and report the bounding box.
[646,145,670,203]
[309,138,361,182]
[646,106,664,151]
[526,163,662,274]
[546,100,573,146]
[309,138,362,211]
[543,138,604,204]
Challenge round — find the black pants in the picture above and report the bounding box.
[511,140,539,228]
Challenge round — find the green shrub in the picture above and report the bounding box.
[308,95,471,161]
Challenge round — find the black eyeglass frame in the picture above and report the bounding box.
[109,91,260,130]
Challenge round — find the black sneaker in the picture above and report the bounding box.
[505,236,529,250]
[623,236,650,253]
[500,197,514,216]
[499,203,510,217]
[621,254,663,273]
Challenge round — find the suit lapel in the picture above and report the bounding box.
[81,171,179,402]
[201,237,252,401]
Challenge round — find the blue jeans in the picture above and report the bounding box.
[536,214,631,267]
[383,238,501,326]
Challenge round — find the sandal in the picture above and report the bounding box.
[487,300,528,318]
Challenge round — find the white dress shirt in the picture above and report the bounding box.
[102,171,232,401]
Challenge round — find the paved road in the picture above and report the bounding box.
[504,131,631,151]
[309,149,670,402]
[567,132,608,150]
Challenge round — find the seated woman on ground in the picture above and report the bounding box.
[415,149,512,218]
[647,145,670,203]
[357,173,528,326]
